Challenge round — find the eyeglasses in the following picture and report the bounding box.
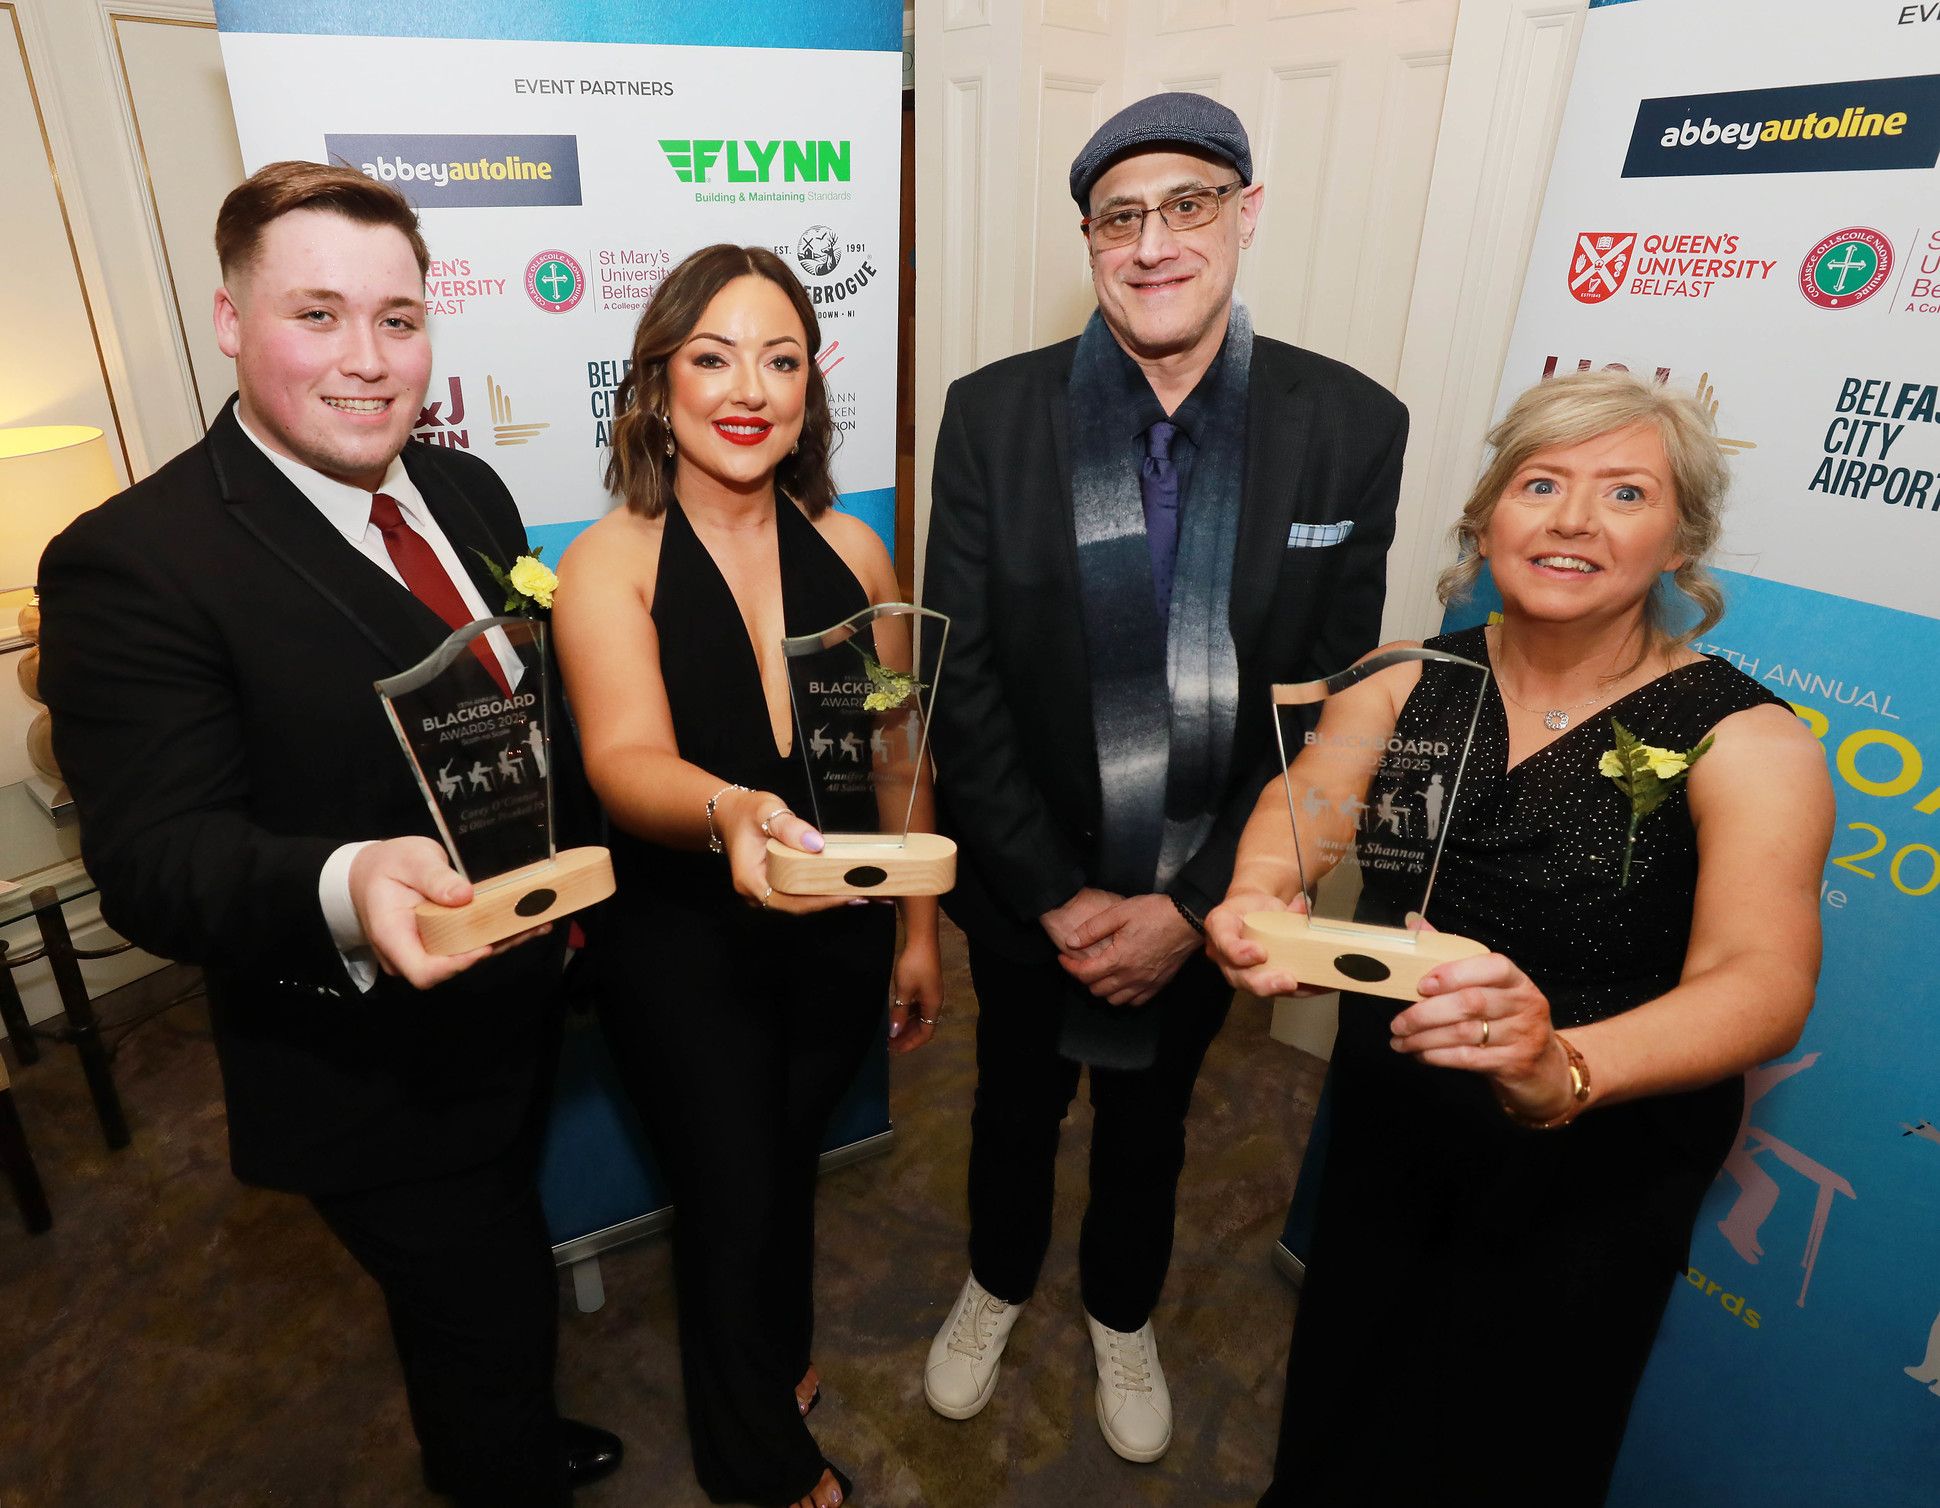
[1080,181,1243,249]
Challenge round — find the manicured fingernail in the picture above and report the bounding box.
[889,1020,902,1036]
[1417,977,1438,994]
[803,830,825,852]
[848,897,867,906]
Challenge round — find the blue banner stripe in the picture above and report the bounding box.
[835,486,895,558]
[213,0,902,52]
[524,487,897,572]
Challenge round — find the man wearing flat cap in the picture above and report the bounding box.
[920,92,1406,1459]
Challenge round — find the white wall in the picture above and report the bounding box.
[0,0,238,1018]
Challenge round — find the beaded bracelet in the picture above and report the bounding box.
[704,782,748,854]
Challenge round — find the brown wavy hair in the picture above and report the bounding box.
[1438,369,1729,649]
[605,244,839,517]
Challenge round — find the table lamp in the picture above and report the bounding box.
[0,426,118,814]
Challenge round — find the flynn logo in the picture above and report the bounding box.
[1568,232,1636,304]
[1800,228,1895,310]
[660,139,852,184]
[488,376,549,447]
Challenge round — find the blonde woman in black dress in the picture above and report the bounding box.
[1207,370,1833,1504]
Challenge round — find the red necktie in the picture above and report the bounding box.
[369,492,512,698]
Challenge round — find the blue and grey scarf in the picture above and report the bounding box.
[1067,303,1251,897]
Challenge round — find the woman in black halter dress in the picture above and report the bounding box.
[1208,372,1833,1503]
[556,247,942,1508]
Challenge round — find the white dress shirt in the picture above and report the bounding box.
[234,413,523,991]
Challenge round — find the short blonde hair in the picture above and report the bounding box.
[1437,369,1728,647]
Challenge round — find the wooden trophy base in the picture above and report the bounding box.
[1241,911,1488,1001]
[416,846,616,956]
[766,832,956,896]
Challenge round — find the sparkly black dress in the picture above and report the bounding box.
[1261,626,1789,1506]
[596,496,893,1506]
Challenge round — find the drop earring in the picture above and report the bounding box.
[658,413,675,458]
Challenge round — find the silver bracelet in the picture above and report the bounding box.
[704,782,748,854]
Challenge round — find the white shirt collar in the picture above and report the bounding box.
[232,406,427,542]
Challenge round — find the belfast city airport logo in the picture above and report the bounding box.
[1799,228,1895,310]
[1567,233,1634,304]
[1620,74,1940,178]
[525,251,586,313]
[660,139,852,185]
[326,133,582,209]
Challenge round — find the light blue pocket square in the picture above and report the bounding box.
[1286,520,1354,548]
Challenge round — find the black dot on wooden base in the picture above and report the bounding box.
[843,865,888,888]
[1333,953,1391,983]
[515,888,558,917]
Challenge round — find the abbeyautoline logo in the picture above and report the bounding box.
[327,133,582,208]
[1622,74,1940,178]
[660,139,852,184]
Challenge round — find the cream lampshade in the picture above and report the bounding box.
[0,426,118,813]
[0,426,115,591]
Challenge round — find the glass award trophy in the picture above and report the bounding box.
[376,616,613,955]
[765,602,956,896]
[1243,647,1491,1000]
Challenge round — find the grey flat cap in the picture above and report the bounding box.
[1069,92,1253,209]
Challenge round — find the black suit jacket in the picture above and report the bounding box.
[922,333,1407,960]
[39,400,579,1196]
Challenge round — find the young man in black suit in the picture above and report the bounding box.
[920,94,1407,1461]
[38,162,619,1506]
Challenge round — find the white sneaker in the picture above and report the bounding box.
[924,1274,1023,1419]
[1085,1312,1172,1462]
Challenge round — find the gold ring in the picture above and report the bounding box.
[1478,1018,1491,1047]
[759,807,793,837]
[918,1014,940,1026]
[759,886,774,909]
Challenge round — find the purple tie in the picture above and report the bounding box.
[1142,420,1181,620]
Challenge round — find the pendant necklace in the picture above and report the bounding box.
[1497,682,1605,732]
[1491,626,1627,731]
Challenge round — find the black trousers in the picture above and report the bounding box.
[964,940,1233,1332]
[310,1139,566,1508]
[600,899,892,1506]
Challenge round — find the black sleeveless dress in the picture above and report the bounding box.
[1263,625,1790,1506]
[596,495,894,1506]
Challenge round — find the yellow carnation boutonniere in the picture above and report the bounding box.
[854,643,927,712]
[475,547,558,616]
[1599,717,1715,888]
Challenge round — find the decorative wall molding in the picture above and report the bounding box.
[104,5,222,427]
[3,2,134,477]
[1158,0,1237,33]
[1042,0,1110,34]
[1384,0,1586,643]
[941,73,989,380]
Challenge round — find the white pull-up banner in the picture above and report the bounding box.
[212,1,905,560]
